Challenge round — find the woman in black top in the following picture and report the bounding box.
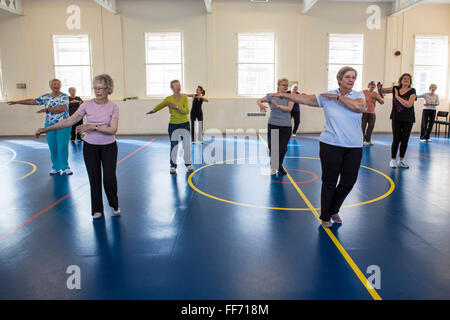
[377,73,417,168]
[186,86,208,143]
[288,83,301,138]
[68,87,84,142]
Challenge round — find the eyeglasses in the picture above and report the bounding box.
[93,87,107,91]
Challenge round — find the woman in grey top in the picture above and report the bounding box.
[418,84,439,142]
[257,78,294,175]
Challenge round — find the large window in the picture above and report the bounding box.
[328,34,363,91]
[145,32,183,96]
[238,33,274,96]
[53,35,92,97]
[413,35,448,96]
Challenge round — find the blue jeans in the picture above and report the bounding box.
[168,122,191,168]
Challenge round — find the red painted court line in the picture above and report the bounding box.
[372,139,433,161]
[0,137,158,242]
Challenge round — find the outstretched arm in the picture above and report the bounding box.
[7,99,39,106]
[35,113,84,138]
[320,93,366,113]
[146,98,168,114]
[377,82,393,96]
[272,92,319,107]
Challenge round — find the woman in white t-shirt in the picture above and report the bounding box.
[418,84,439,142]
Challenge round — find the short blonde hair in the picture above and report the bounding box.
[277,78,289,86]
[429,83,437,90]
[94,74,114,94]
[336,66,357,82]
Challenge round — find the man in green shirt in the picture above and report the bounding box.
[147,80,193,174]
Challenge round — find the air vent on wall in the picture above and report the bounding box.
[247,112,266,117]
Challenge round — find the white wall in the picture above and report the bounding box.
[0,0,449,135]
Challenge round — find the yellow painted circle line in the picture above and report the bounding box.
[188,157,395,211]
[13,160,37,181]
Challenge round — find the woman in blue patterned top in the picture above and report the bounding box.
[8,79,72,175]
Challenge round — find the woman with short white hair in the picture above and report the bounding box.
[35,74,121,220]
[272,67,366,227]
[8,79,72,175]
[418,84,439,142]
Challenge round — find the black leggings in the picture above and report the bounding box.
[83,141,118,215]
[71,118,83,141]
[268,124,292,170]
[420,109,436,140]
[319,142,362,222]
[190,111,203,142]
[291,112,300,135]
[391,120,413,159]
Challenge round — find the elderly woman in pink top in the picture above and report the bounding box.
[362,81,384,146]
[35,74,120,220]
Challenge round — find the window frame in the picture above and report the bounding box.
[327,33,364,91]
[144,31,184,97]
[413,35,448,98]
[52,34,94,98]
[237,32,276,97]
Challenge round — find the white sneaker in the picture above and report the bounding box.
[420,139,426,142]
[186,165,194,173]
[92,212,102,220]
[292,134,296,138]
[389,160,397,168]
[271,169,278,175]
[321,220,333,228]
[49,169,60,175]
[363,141,369,146]
[111,207,121,217]
[61,168,73,175]
[331,214,342,224]
[427,138,432,142]
[397,159,409,168]
[170,167,177,174]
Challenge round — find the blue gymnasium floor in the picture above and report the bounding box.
[0,133,449,300]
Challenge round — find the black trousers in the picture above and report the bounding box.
[190,111,203,142]
[362,113,376,142]
[290,112,300,135]
[319,142,362,222]
[71,118,83,141]
[391,120,413,159]
[268,124,292,170]
[420,109,436,140]
[83,141,118,215]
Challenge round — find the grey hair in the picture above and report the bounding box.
[336,66,357,82]
[49,78,61,87]
[170,79,180,88]
[94,74,114,94]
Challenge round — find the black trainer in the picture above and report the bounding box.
[278,167,288,175]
